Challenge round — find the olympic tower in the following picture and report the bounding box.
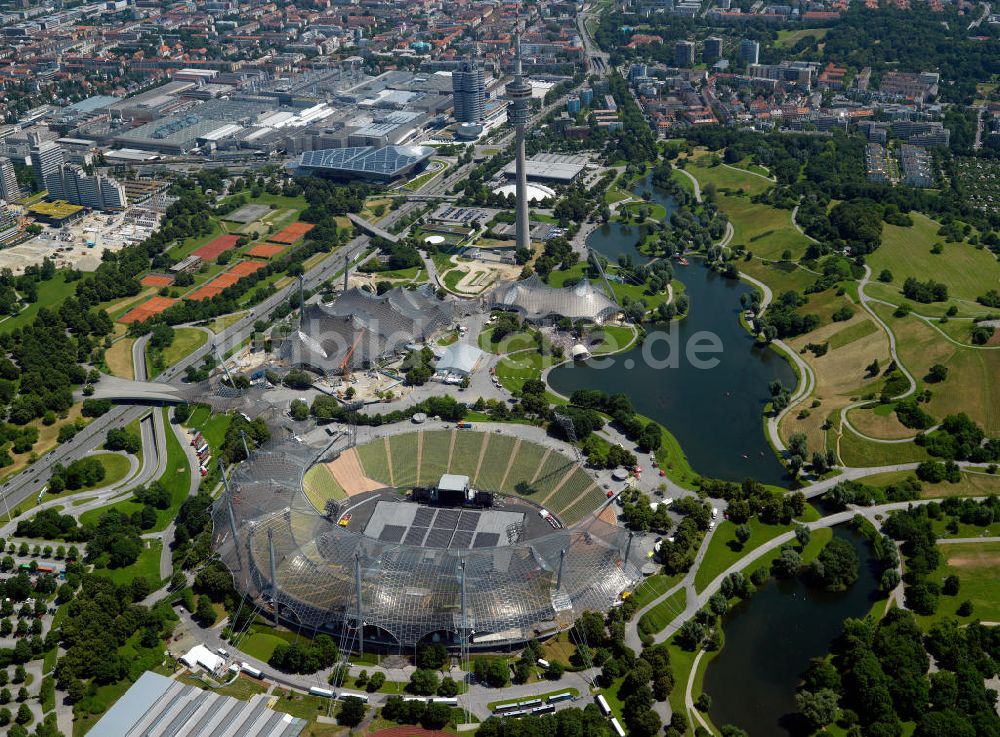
[506,31,532,251]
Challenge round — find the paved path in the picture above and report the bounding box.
[790,202,819,244]
[675,168,702,201]
[937,535,1000,544]
[738,271,814,456]
[685,650,712,734]
[833,265,921,449]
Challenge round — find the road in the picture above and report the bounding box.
[577,2,610,76]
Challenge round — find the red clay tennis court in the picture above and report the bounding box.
[193,234,240,260]
[140,274,174,287]
[247,244,285,259]
[270,221,314,244]
[185,261,266,301]
[228,260,266,277]
[119,296,177,323]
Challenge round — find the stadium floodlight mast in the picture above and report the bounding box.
[267,528,280,617]
[214,344,237,389]
[587,247,620,307]
[553,412,583,465]
[354,551,364,658]
[220,458,242,570]
[298,275,307,330]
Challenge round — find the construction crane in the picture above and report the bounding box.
[338,329,365,382]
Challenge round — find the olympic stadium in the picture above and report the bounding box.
[212,427,643,650]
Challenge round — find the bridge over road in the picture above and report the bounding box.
[347,213,400,243]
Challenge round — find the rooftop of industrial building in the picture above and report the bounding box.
[88,671,306,737]
[501,152,590,182]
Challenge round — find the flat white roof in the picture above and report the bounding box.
[438,473,470,492]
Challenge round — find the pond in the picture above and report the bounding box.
[547,261,795,486]
[703,527,882,736]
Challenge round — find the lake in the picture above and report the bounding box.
[547,262,795,486]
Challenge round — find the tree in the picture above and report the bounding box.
[195,595,216,626]
[942,574,960,596]
[695,693,712,712]
[337,696,365,727]
[795,525,811,548]
[926,364,948,383]
[408,668,440,695]
[289,399,309,421]
[104,428,141,453]
[368,672,386,692]
[796,688,840,730]
[734,524,752,546]
[438,675,459,696]
[14,703,30,724]
[772,545,802,578]
[808,537,859,591]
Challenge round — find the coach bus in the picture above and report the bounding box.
[239,663,264,679]
[546,692,574,704]
[595,694,611,717]
[610,717,626,737]
[338,691,369,703]
[309,687,335,698]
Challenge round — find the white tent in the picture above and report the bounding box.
[179,644,223,673]
[436,343,485,376]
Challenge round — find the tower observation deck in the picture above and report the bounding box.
[506,31,532,251]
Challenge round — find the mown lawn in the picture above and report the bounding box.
[0,272,78,335]
[92,540,162,588]
[686,156,810,261]
[694,518,796,593]
[871,302,1000,435]
[80,410,191,530]
[147,327,208,378]
[913,541,1000,627]
[866,212,998,308]
[91,452,133,488]
[495,350,558,392]
[636,588,687,636]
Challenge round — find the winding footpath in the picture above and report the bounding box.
[738,271,815,454]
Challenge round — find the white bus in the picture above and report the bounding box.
[546,692,574,704]
[431,697,458,706]
[610,717,626,737]
[239,662,263,679]
[595,694,611,716]
[309,686,335,698]
[338,691,369,703]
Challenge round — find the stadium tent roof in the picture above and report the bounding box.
[212,433,643,649]
[436,342,484,376]
[279,285,452,373]
[490,275,621,325]
[89,671,306,737]
[298,145,434,181]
